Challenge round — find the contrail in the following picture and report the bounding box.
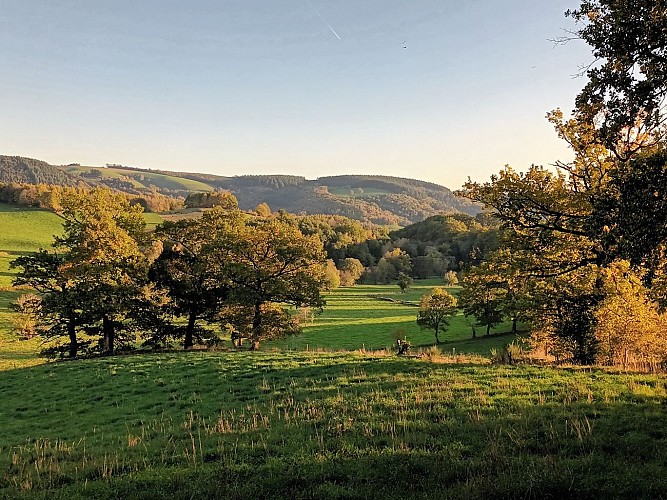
[307,0,341,40]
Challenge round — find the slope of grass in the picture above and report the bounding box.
[60,166,213,192]
[0,351,664,499]
[0,204,63,288]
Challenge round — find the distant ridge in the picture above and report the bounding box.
[0,155,478,225]
[0,156,84,186]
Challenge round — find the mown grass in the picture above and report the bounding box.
[0,351,665,499]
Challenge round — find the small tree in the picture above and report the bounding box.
[417,287,457,344]
[322,259,341,292]
[339,258,364,286]
[397,272,413,293]
[443,270,459,286]
[11,294,42,339]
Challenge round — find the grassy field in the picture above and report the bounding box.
[269,280,519,355]
[0,351,665,498]
[0,204,63,288]
[0,206,665,498]
[59,166,214,193]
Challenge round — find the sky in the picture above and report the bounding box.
[0,1,593,189]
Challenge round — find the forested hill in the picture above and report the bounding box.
[0,156,85,186]
[0,156,478,225]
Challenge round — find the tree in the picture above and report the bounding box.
[416,287,457,344]
[218,216,327,350]
[54,189,151,355]
[11,189,152,356]
[458,2,667,363]
[151,207,240,348]
[563,1,667,153]
[458,264,505,337]
[11,251,85,357]
[254,202,271,217]
[594,261,667,368]
[397,272,413,293]
[322,259,341,291]
[10,293,42,340]
[443,270,459,286]
[339,258,365,286]
[381,248,412,279]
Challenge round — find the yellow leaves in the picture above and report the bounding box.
[594,261,667,366]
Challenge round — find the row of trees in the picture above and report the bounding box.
[0,182,181,213]
[12,189,328,357]
[458,0,667,367]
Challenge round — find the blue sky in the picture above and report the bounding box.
[0,1,592,188]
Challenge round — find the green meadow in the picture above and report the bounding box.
[59,166,213,193]
[271,281,518,354]
[0,352,665,498]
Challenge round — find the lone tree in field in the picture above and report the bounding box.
[417,287,457,344]
[397,272,413,293]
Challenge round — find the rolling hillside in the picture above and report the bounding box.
[1,156,478,225]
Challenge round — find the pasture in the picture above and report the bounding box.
[58,166,214,193]
[0,351,665,498]
[270,281,518,354]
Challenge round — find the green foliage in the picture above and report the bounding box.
[184,191,238,209]
[322,259,341,291]
[219,216,327,349]
[11,189,153,356]
[565,0,667,151]
[396,272,413,293]
[416,287,457,344]
[338,257,364,286]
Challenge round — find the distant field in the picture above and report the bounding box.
[0,203,63,288]
[0,351,664,498]
[327,186,392,197]
[269,280,519,354]
[59,166,214,192]
[142,212,164,229]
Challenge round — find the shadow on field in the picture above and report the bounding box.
[0,352,665,499]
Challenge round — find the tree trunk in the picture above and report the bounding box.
[486,322,491,336]
[472,326,476,339]
[184,311,196,349]
[434,325,440,344]
[67,320,77,358]
[102,315,115,355]
[251,301,262,350]
[512,317,517,334]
